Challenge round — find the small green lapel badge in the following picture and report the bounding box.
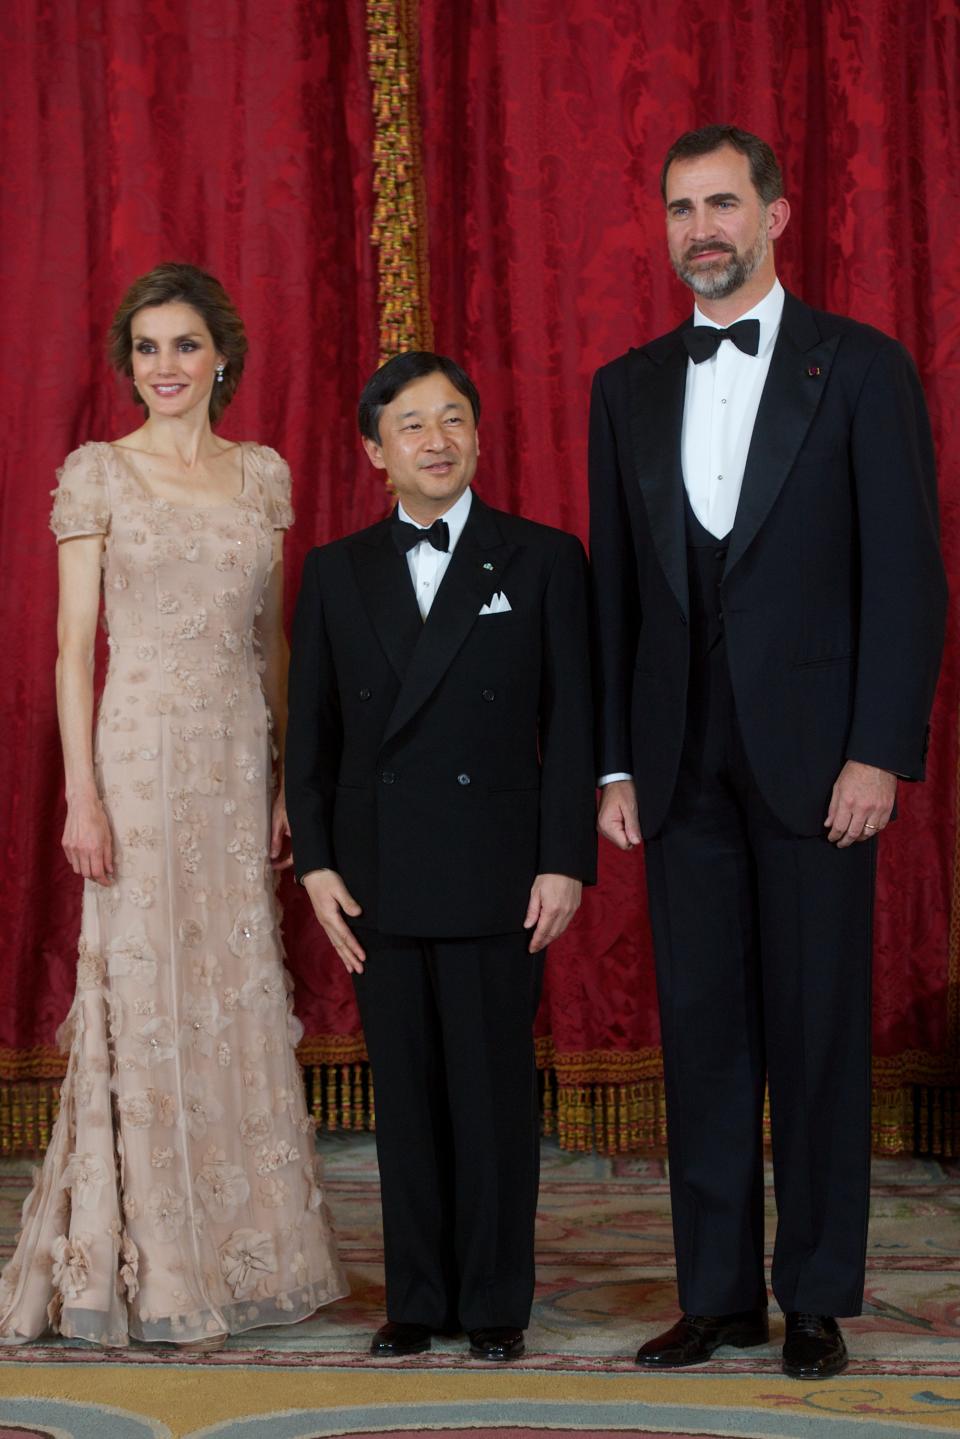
[482,561,494,571]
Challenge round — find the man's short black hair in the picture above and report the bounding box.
[660,124,784,206]
[358,351,481,444]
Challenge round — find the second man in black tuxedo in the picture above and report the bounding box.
[286,352,596,1361]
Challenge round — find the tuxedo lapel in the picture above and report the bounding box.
[724,293,839,578]
[628,336,690,621]
[349,521,423,681]
[382,497,516,747]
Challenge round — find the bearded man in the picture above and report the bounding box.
[589,125,946,1379]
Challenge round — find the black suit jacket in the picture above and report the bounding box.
[285,494,597,937]
[589,290,947,837]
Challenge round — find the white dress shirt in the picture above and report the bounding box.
[397,487,473,619]
[682,278,785,538]
[600,280,784,786]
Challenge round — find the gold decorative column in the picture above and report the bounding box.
[367,0,434,359]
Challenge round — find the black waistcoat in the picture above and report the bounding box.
[684,490,729,659]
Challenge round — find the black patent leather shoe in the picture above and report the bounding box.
[370,1320,432,1356]
[635,1309,769,1367]
[782,1313,848,1379]
[468,1326,525,1361]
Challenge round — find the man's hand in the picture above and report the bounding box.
[301,869,367,972]
[825,761,897,847]
[524,873,582,953]
[597,778,642,851]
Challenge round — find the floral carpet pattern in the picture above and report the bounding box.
[0,1134,957,1436]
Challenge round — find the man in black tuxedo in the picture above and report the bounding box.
[590,125,946,1379]
[286,352,596,1361]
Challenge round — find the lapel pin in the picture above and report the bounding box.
[482,562,494,571]
[806,365,821,377]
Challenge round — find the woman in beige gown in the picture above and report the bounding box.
[0,264,347,1347]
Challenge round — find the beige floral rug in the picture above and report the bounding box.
[0,1134,958,1436]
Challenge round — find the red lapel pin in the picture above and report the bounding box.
[807,365,821,377]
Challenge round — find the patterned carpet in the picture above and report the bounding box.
[0,1133,958,1436]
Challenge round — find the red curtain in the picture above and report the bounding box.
[1,0,957,1148]
[418,0,960,1104]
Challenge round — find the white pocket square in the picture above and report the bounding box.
[478,591,512,616]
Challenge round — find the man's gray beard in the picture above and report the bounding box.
[675,221,768,299]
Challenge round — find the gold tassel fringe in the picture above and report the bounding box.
[0,1082,62,1157]
[1,1069,956,1159]
[305,1062,375,1136]
[367,0,433,359]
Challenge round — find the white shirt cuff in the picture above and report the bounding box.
[598,772,633,786]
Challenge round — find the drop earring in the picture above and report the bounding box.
[216,364,226,384]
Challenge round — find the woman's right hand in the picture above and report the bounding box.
[62,793,114,884]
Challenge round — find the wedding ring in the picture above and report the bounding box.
[864,823,877,831]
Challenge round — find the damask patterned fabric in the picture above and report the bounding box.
[0,444,347,1345]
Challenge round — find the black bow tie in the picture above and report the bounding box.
[392,516,450,555]
[682,318,761,363]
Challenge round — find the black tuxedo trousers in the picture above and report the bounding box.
[645,512,875,1316]
[352,929,544,1331]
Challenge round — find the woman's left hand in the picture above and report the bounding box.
[271,787,293,869]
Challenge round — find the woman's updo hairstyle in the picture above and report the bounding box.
[107,263,247,424]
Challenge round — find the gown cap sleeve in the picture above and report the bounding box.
[255,445,294,531]
[50,443,111,542]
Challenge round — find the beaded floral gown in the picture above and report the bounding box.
[0,442,347,1346]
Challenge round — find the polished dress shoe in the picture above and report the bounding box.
[468,1326,525,1361]
[370,1320,432,1356]
[782,1313,848,1379]
[635,1309,769,1367]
